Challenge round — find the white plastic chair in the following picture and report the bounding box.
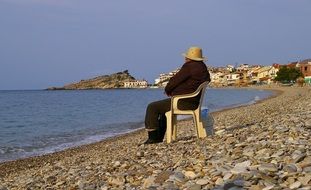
[165,81,209,143]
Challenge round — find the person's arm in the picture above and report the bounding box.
[165,64,190,96]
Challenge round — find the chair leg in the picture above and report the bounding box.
[194,113,207,138]
[172,115,177,141]
[165,112,172,143]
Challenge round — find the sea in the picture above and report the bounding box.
[0,88,274,163]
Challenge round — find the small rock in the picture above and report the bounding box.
[162,181,178,190]
[223,173,233,181]
[250,185,265,190]
[215,177,224,185]
[196,178,209,185]
[188,184,201,190]
[108,176,125,186]
[289,181,301,189]
[136,151,144,157]
[184,171,197,179]
[284,164,298,173]
[231,160,251,174]
[169,172,186,183]
[258,163,278,172]
[298,174,311,186]
[0,186,8,190]
[303,166,311,173]
[215,129,225,135]
[262,185,275,190]
[143,176,156,189]
[292,153,306,163]
[113,161,121,167]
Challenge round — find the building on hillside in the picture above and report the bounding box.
[226,65,235,72]
[298,59,311,78]
[287,61,299,69]
[250,66,278,84]
[236,64,250,72]
[284,59,311,84]
[225,73,240,86]
[210,72,228,87]
[124,80,148,88]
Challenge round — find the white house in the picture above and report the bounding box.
[124,80,148,88]
[225,73,240,85]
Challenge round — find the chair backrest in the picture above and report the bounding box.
[170,81,209,111]
[196,81,209,110]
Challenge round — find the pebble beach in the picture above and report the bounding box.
[0,86,310,190]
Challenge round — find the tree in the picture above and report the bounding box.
[275,67,303,83]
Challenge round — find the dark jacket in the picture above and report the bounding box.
[165,60,211,96]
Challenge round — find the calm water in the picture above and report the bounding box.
[0,88,273,162]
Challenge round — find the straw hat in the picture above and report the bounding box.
[182,46,206,61]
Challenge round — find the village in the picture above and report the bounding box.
[124,59,311,88]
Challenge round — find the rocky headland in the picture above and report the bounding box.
[0,86,310,189]
[47,70,135,90]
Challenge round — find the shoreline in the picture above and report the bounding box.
[1,86,310,189]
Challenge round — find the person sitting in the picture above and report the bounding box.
[144,46,211,144]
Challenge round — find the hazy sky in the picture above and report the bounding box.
[0,0,310,90]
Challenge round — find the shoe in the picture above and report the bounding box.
[143,130,163,144]
[143,138,163,144]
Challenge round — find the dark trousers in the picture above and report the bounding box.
[144,98,199,131]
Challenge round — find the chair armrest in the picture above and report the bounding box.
[170,81,209,111]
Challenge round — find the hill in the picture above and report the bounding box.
[47,70,135,90]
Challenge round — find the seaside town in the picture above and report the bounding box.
[125,59,311,88]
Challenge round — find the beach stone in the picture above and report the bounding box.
[196,178,209,185]
[188,184,201,190]
[215,177,224,185]
[258,163,278,172]
[113,161,121,167]
[155,171,173,184]
[298,174,311,185]
[287,177,296,185]
[169,172,186,183]
[262,185,275,190]
[231,160,251,174]
[250,185,265,190]
[284,164,298,173]
[136,151,144,157]
[223,173,233,181]
[271,150,284,158]
[108,176,125,186]
[303,166,311,173]
[100,186,108,190]
[46,175,57,184]
[293,153,306,163]
[185,171,197,179]
[143,176,156,189]
[289,181,301,189]
[0,186,8,190]
[215,129,225,135]
[162,181,178,190]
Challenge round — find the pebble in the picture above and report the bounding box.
[258,163,278,172]
[196,178,209,185]
[184,171,197,179]
[289,181,302,189]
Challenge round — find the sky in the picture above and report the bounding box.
[0,0,310,90]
